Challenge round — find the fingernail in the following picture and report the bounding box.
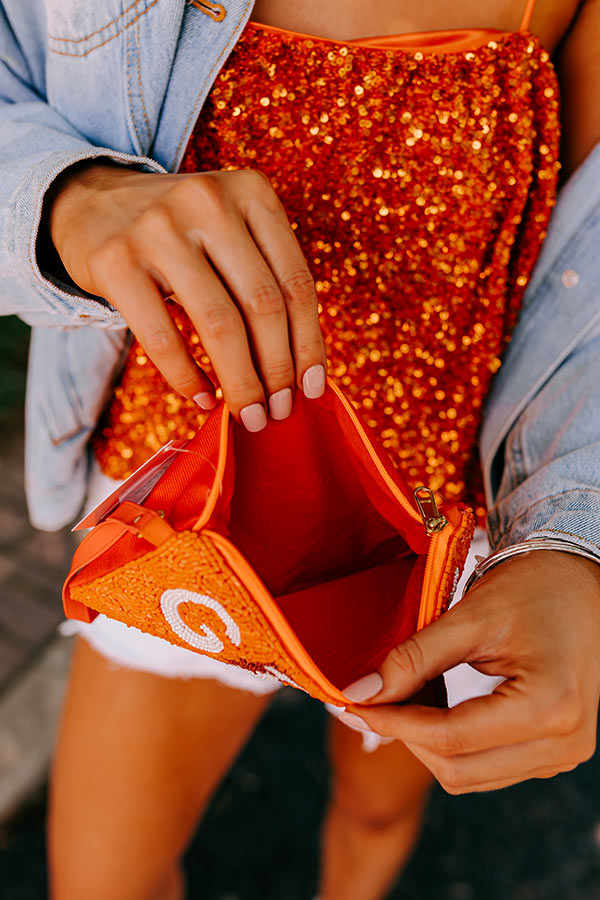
[302,364,325,399]
[193,391,217,410]
[268,387,293,420]
[240,403,267,432]
[343,672,383,703]
[338,711,371,732]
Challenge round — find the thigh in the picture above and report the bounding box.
[328,717,434,823]
[49,637,271,900]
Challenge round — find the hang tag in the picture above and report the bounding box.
[73,440,191,531]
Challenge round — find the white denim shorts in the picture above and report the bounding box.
[61,463,502,737]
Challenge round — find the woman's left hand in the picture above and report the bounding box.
[341,550,600,793]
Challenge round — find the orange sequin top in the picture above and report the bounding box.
[94,5,561,522]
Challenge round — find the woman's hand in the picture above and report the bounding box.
[341,550,600,793]
[47,162,326,429]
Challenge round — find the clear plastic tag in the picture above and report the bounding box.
[73,439,191,531]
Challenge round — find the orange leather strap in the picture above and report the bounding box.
[62,503,175,620]
[108,502,176,546]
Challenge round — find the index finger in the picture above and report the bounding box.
[97,260,216,405]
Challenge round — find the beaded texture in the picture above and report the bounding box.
[70,530,324,694]
[69,529,355,703]
[94,26,560,523]
[68,506,475,705]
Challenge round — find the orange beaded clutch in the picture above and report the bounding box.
[63,379,474,706]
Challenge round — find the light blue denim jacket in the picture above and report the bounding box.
[0,0,599,559]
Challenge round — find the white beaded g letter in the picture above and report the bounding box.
[160,589,242,653]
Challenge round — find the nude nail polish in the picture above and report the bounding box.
[240,403,267,432]
[338,711,370,732]
[343,672,383,702]
[268,387,293,420]
[193,392,217,410]
[302,364,325,399]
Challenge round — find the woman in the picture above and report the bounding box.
[0,1,599,898]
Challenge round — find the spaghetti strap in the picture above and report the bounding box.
[520,0,537,32]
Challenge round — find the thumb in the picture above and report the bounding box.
[343,607,479,705]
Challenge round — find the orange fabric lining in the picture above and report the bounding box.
[225,391,420,599]
[277,554,427,689]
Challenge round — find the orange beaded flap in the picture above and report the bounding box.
[64,380,474,706]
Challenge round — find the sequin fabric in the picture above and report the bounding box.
[94,25,560,522]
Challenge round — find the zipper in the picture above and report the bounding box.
[205,531,275,610]
[199,385,458,676]
[202,383,453,640]
[413,486,449,535]
[325,384,455,630]
[191,407,230,531]
[187,0,226,21]
[412,486,451,628]
[198,381,435,538]
[330,383,423,524]
[204,529,348,703]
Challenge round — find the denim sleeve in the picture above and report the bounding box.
[486,320,600,560]
[0,4,166,327]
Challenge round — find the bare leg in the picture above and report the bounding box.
[48,637,272,900]
[319,719,434,900]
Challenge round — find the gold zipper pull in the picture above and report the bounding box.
[414,487,449,535]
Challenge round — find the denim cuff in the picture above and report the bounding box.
[8,146,166,326]
[488,488,600,562]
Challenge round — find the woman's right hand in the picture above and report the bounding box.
[47,161,327,431]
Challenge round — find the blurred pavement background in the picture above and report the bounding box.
[1,316,600,900]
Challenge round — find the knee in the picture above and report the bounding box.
[330,779,429,833]
[333,796,418,832]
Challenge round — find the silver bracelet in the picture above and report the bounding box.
[462,538,600,597]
